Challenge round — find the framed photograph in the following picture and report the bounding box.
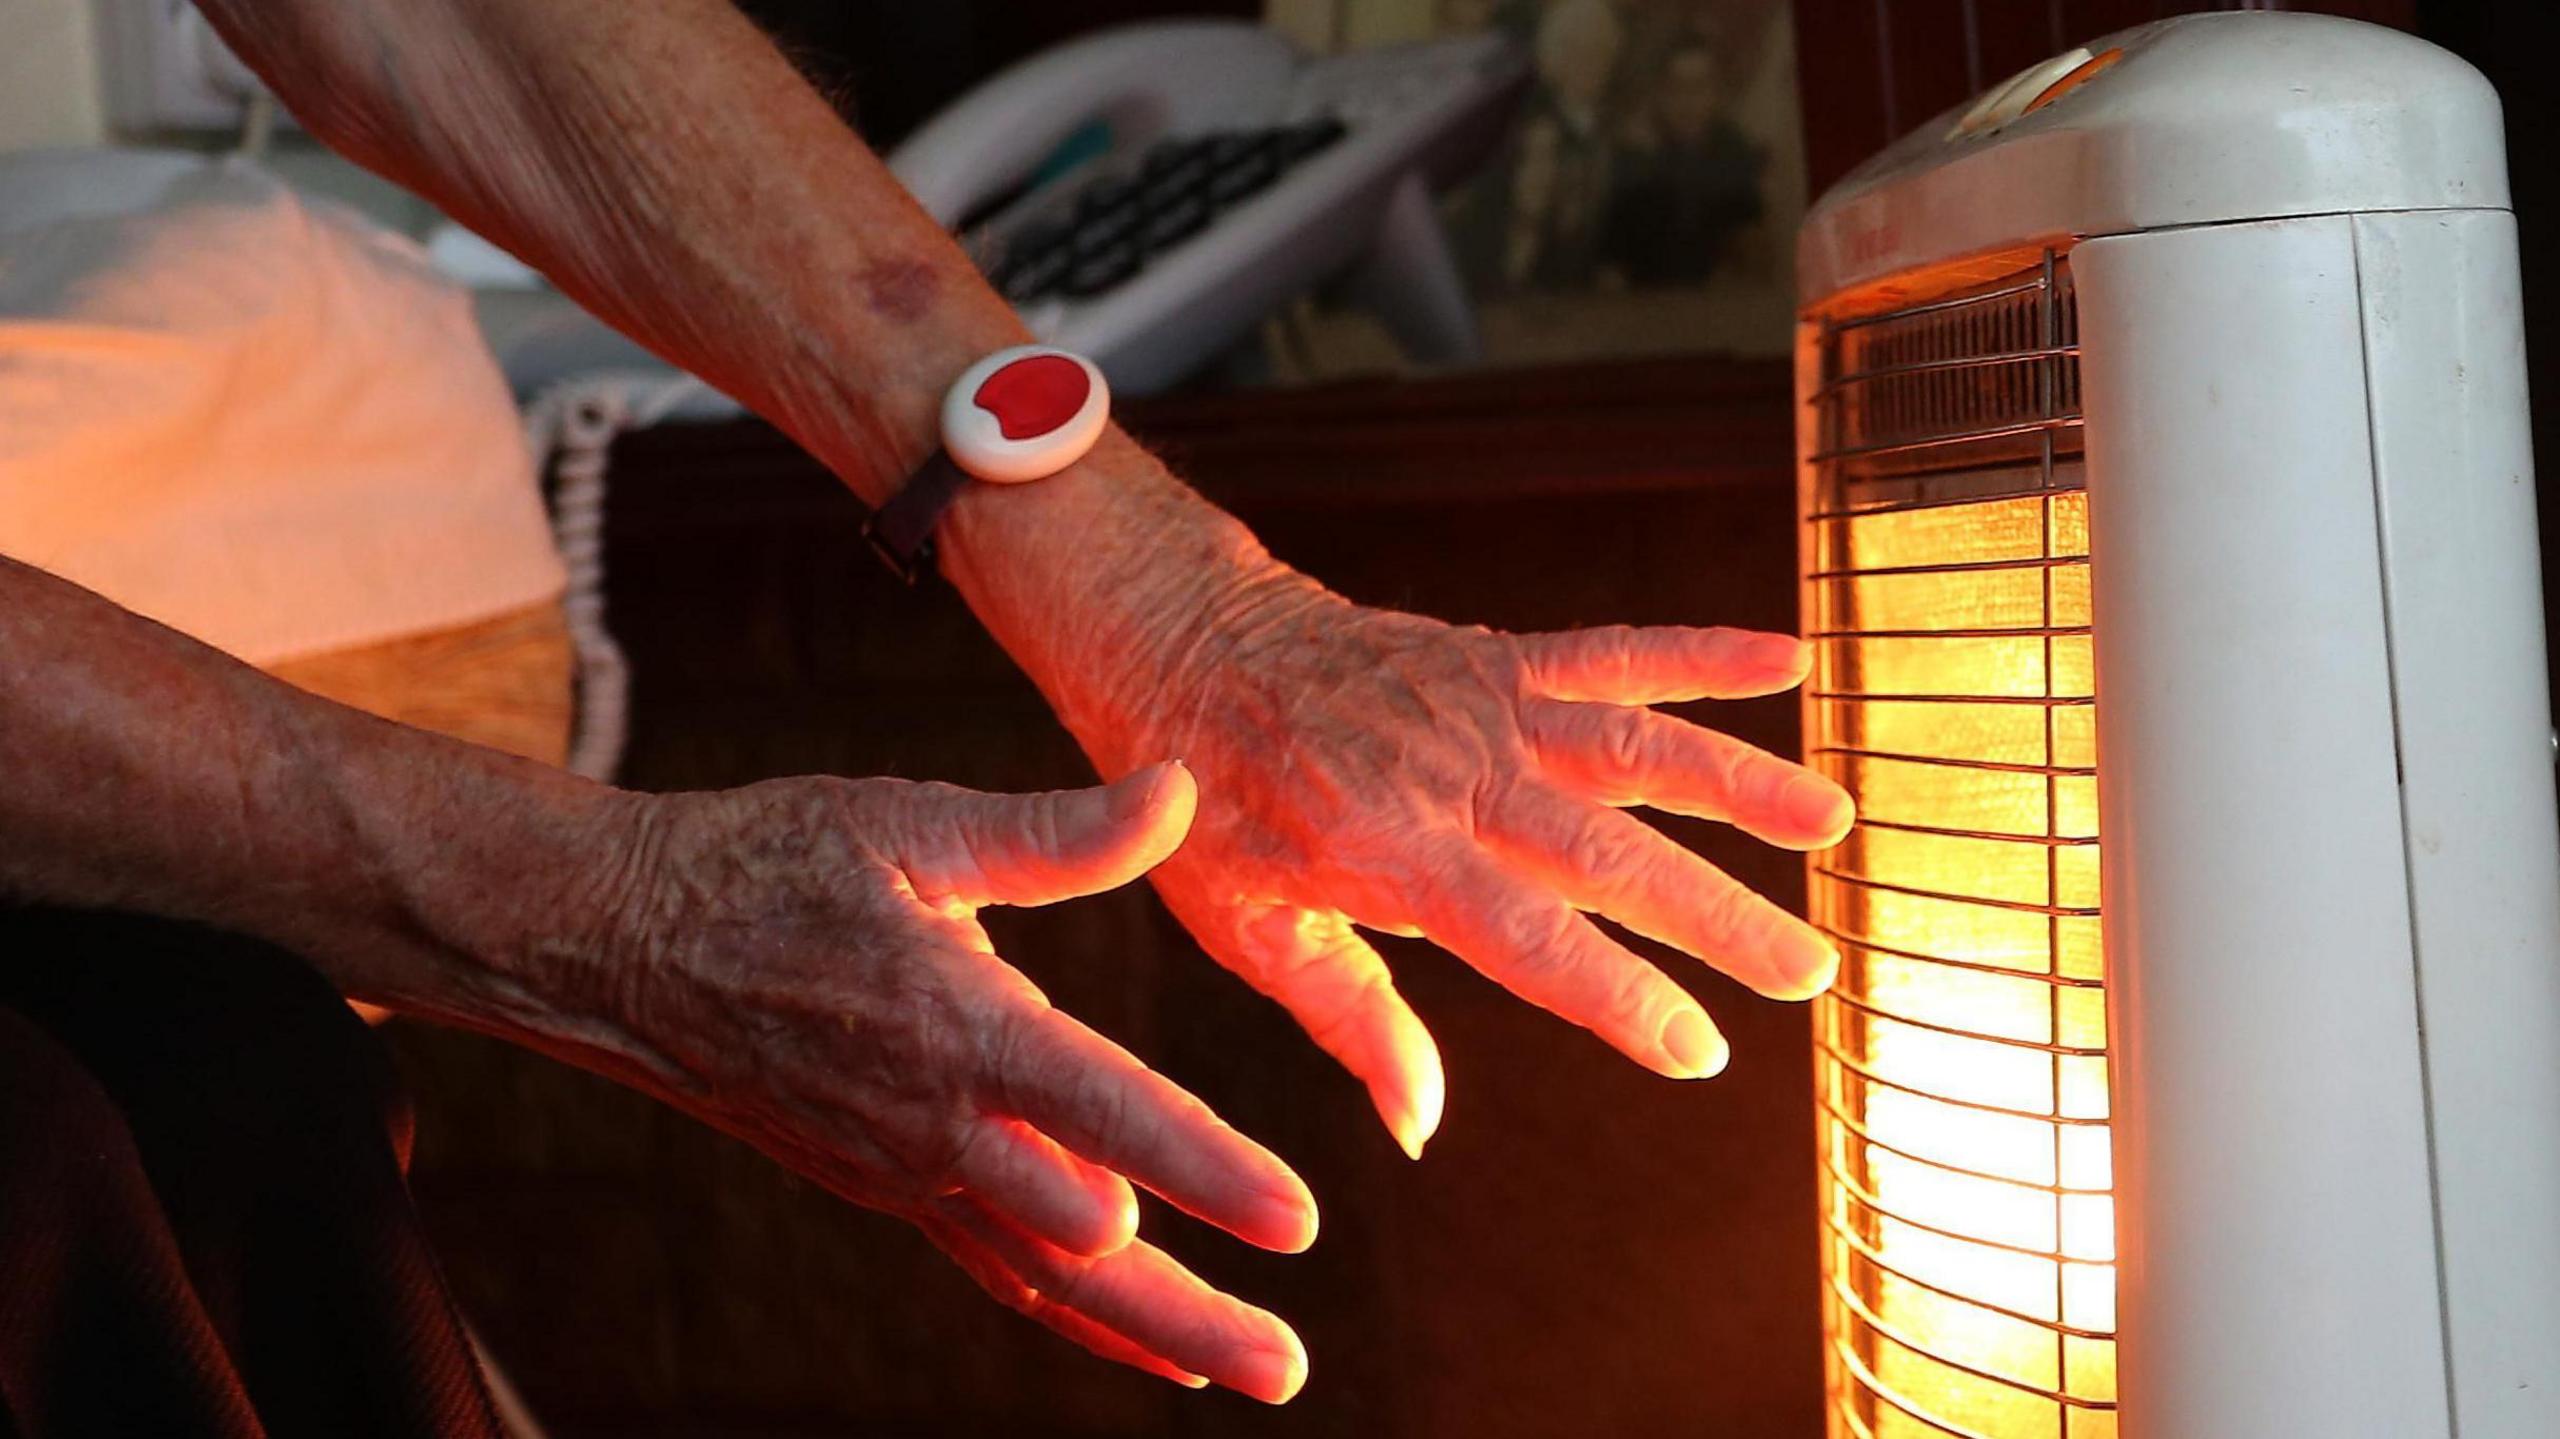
[1266,0,1805,376]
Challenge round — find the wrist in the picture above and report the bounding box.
[288,705,653,1050]
[936,445,1327,770]
[804,307,1035,508]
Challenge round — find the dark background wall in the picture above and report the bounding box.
[2418,0,2560,689]
[732,1,1257,146]
[384,3,2554,1436]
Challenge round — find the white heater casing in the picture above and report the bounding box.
[1800,14,2560,1438]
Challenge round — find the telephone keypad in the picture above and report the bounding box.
[1205,136,1283,207]
[1071,198,1141,253]
[1141,195,1211,251]
[985,117,1348,306]
[1076,176,1140,218]
[1062,239,1142,298]
[1276,117,1349,164]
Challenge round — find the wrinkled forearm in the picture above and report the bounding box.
[0,554,636,1036]
[196,0,1001,504]
[193,0,1304,747]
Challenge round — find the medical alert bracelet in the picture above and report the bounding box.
[862,344,1110,582]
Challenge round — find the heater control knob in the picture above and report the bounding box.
[1949,46,2094,139]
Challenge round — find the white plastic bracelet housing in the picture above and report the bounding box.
[938,344,1110,483]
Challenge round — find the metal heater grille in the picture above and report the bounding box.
[1805,253,2114,1439]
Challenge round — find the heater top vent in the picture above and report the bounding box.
[1814,254,2082,511]
[1798,12,2506,304]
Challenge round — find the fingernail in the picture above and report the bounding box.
[1774,930,1842,1000]
[1786,776,1857,845]
[1246,1186,1319,1254]
[1659,1008,1728,1078]
[1108,764,1170,821]
[1749,634,1813,672]
[1232,1336,1308,1405]
[1381,1070,1444,1161]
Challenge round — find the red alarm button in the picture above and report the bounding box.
[974,353,1093,440]
[940,345,1112,484]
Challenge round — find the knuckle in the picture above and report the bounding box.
[1305,964,1392,1050]
[1599,711,1652,781]
[1594,628,1640,689]
[1494,637,1541,694]
[1037,1254,1100,1311]
[1016,794,1067,863]
[1564,819,1649,883]
[1626,842,1689,907]
[827,775,902,829]
[1073,1066,1140,1159]
[1598,958,1670,1031]
[899,779,973,836]
[1711,738,1758,807]
[1698,875,1759,950]
[1731,890,1789,953]
[937,1118,997,1191]
[1492,903,1582,985]
[907,778,970,808]
[976,999,1045,1107]
[1256,926,1333,987]
[1739,753,1797,817]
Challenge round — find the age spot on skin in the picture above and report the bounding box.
[859,256,941,324]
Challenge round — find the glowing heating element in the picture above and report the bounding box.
[1803,257,2113,1439]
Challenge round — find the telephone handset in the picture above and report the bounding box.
[889,21,1529,395]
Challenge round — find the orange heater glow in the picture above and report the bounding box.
[1803,257,2114,1439]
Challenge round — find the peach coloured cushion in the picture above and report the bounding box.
[0,150,564,665]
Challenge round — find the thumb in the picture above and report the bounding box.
[902,761,1196,909]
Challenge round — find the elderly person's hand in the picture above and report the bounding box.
[1019,563,1856,1158]
[591,762,1315,1399]
[0,543,1318,1401]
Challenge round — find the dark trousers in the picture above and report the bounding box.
[0,908,503,1439]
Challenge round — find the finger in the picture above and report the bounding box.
[989,1005,1318,1254]
[934,1194,1307,1405]
[949,1117,1140,1258]
[1176,891,1444,1160]
[1024,1298,1212,1389]
[895,762,1197,909]
[1521,698,1854,850]
[1411,844,1729,1079]
[1483,787,1841,1002]
[919,1215,1208,1388]
[1514,625,1810,704]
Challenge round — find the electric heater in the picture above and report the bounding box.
[1797,15,2560,1438]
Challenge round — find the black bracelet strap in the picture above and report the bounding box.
[860,449,972,584]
